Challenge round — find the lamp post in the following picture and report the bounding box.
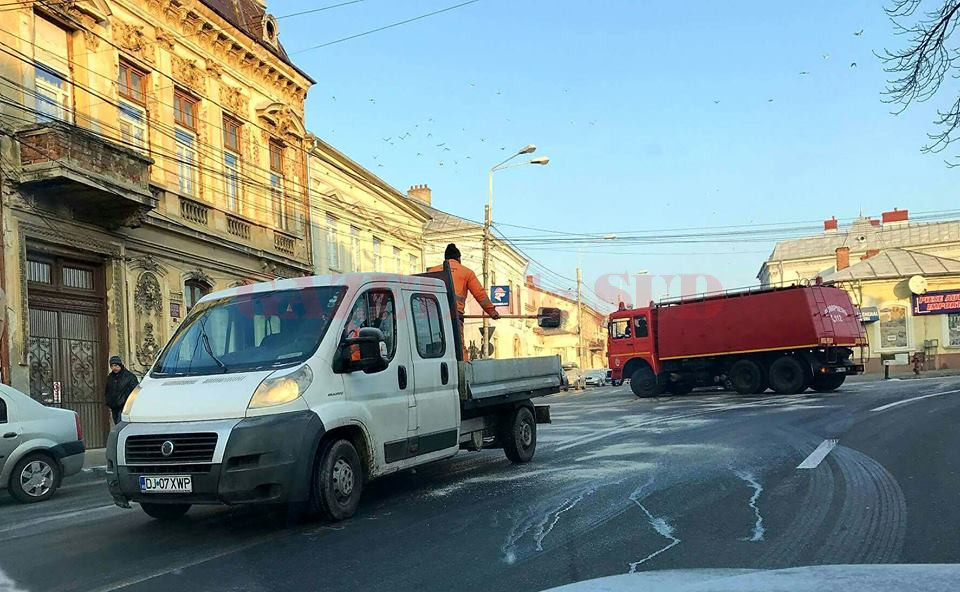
[482,145,549,358]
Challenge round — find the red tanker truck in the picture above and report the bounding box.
[607,284,867,397]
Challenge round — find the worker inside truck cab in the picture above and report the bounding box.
[427,243,500,360]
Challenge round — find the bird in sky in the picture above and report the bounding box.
[850,62,857,68]
[480,138,486,142]
[854,29,863,36]
[436,143,446,147]
[428,118,434,122]
[372,155,379,160]
[417,152,423,157]
[466,156,472,160]
[377,164,384,168]
[443,147,451,152]
[331,96,336,101]
[439,161,444,166]
[469,82,476,87]
[500,146,506,151]
[713,99,720,104]
[768,98,774,102]
[382,137,391,142]
[799,71,810,75]
[562,88,569,93]
[369,98,376,104]
[496,90,502,95]
[427,132,433,138]
[822,53,830,60]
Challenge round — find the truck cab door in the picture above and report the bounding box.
[402,289,460,461]
[337,286,412,466]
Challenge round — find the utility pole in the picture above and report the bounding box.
[576,266,584,369]
[481,170,493,359]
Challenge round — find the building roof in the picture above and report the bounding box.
[767,218,960,262]
[201,0,314,83]
[417,204,483,234]
[819,249,960,283]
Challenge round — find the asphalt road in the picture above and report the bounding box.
[2,376,960,592]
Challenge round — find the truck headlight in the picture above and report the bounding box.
[121,385,141,419]
[249,364,313,409]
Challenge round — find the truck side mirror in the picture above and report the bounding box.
[337,327,389,374]
[538,307,562,329]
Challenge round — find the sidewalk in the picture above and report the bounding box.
[847,367,960,383]
[73,448,106,484]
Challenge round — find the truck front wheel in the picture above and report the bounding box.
[312,439,363,521]
[502,406,537,463]
[768,356,809,394]
[729,360,766,395]
[811,373,846,392]
[630,366,664,398]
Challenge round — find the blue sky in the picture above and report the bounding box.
[276,0,956,304]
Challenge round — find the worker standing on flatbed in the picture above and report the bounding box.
[428,243,500,360]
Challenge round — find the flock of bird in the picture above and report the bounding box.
[323,29,867,174]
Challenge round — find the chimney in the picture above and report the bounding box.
[869,218,881,227]
[860,248,880,261]
[836,246,850,271]
[824,216,838,233]
[526,275,535,286]
[882,208,908,227]
[407,184,431,207]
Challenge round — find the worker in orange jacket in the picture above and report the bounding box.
[428,243,500,359]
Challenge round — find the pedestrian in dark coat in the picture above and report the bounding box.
[105,355,138,424]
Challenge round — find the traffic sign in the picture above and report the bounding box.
[490,285,510,307]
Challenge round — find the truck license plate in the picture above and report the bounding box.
[139,475,192,493]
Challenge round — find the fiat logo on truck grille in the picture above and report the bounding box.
[160,440,175,457]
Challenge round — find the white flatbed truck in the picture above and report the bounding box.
[105,265,565,521]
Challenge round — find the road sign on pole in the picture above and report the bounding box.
[490,285,510,307]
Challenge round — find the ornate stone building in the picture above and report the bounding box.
[0,0,313,446]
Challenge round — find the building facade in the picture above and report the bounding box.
[759,210,960,373]
[0,0,313,446]
[524,276,608,369]
[407,186,531,359]
[306,137,429,276]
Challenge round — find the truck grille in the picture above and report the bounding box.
[124,433,218,464]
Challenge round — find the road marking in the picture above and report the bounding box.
[0,504,118,534]
[870,388,960,412]
[797,439,838,469]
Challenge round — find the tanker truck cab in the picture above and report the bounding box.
[608,306,659,389]
[106,272,563,521]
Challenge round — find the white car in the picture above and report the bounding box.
[0,384,85,503]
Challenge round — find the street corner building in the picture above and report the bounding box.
[0,0,315,447]
[759,209,960,374]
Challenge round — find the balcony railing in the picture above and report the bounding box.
[227,215,251,239]
[15,122,154,227]
[274,232,295,255]
[179,197,209,226]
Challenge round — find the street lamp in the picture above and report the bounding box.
[482,144,551,358]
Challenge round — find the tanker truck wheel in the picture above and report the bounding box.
[768,356,809,394]
[630,366,664,398]
[811,373,846,392]
[729,359,766,395]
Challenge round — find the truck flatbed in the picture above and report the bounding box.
[459,356,564,412]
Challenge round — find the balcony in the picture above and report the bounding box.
[588,338,605,351]
[15,123,154,227]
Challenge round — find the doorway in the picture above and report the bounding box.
[26,253,108,447]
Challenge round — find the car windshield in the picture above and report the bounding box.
[151,286,347,377]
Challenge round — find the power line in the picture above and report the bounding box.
[290,0,482,54]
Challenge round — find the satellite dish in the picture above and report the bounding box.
[908,275,928,295]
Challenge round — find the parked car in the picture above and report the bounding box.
[562,364,586,390]
[0,384,85,503]
[584,370,607,387]
[606,369,623,387]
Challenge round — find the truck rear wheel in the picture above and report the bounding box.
[768,356,808,394]
[502,406,537,463]
[630,366,664,398]
[811,373,845,392]
[729,360,765,395]
[312,439,363,521]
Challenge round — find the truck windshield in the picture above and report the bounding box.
[151,286,347,377]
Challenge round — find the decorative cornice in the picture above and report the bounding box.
[113,21,155,65]
[171,54,205,94]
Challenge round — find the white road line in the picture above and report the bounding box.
[797,439,838,469]
[870,389,960,412]
[0,504,118,534]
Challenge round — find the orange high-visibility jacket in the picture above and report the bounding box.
[427,259,497,315]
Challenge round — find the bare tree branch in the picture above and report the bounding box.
[881,0,960,161]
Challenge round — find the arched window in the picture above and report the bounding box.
[878,304,909,349]
[184,279,211,312]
